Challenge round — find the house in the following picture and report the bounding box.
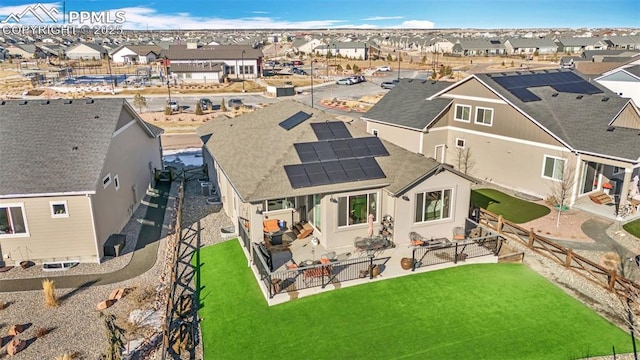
[503,38,558,55]
[65,42,108,60]
[291,38,323,55]
[362,72,640,214]
[314,42,371,60]
[0,98,163,265]
[196,100,474,251]
[451,39,506,56]
[161,45,263,83]
[5,44,36,59]
[554,37,609,54]
[110,45,162,64]
[596,63,640,106]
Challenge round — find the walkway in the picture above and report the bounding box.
[0,181,171,292]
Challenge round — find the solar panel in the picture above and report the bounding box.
[294,143,319,163]
[348,138,371,157]
[509,88,541,102]
[362,137,390,157]
[279,111,312,130]
[284,165,312,188]
[285,158,386,188]
[358,157,386,179]
[492,71,603,102]
[311,121,353,140]
[328,122,352,139]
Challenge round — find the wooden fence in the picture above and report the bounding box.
[478,208,640,298]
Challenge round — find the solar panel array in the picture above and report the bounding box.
[492,71,603,102]
[294,137,390,163]
[311,121,352,140]
[279,111,312,130]
[285,157,386,189]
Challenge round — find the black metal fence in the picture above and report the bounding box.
[238,217,251,250]
[251,243,383,299]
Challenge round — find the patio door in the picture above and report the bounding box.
[580,161,602,194]
[434,144,446,163]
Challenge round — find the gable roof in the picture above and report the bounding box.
[363,79,452,131]
[161,45,263,61]
[505,38,558,48]
[0,98,161,197]
[197,100,451,202]
[111,45,162,56]
[67,42,107,53]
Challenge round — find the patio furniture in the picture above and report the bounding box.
[453,226,465,241]
[354,236,390,256]
[589,191,612,205]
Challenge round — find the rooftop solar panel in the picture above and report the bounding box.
[362,137,390,157]
[311,121,353,140]
[285,158,387,188]
[492,71,602,102]
[328,122,352,139]
[509,88,541,102]
[284,165,312,188]
[279,111,312,130]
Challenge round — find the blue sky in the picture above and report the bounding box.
[0,0,638,29]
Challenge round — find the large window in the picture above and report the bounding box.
[265,197,295,212]
[454,104,471,122]
[307,194,322,232]
[338,192,377,227]
[475,107,493,126]
[542,155,565,181]
[415,189,452,223]
[0,204,28,236]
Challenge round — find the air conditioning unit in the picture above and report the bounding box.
[201,182,212,196]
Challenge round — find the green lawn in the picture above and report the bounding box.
[196,241,633,360]
[623,219,640,239]
[471,188,551,223]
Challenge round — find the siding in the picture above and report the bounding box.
[610,102,640,129]
[0,195,96,264]
[91,110,162,257]
[366,121,422,153]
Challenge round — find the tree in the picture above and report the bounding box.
[386,53,393,62]
[164,105,172,115]
[453,147,475,175]
[195,102,203,115]
[352,64,360,73]
[345,64,352,70]
[547,155,576,228]
[220,98,227,112]
[132,93,147,113]
[336,64,343,72]
[99,313,125,360]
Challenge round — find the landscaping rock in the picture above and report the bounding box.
[7,324,23,336]
[6,337,26,356]
[96,299,116,311]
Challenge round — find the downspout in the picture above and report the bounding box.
[87,194,101,263]
[569,153,581,206]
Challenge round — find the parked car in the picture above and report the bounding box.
[228,98,244,108]
[292,60,304,65]
[349,75,365,84]
[377,66,391,72]
[167,100,180,111]
[336,78,353,85]
[199,98,212,110]
[262,70,276,77]
[381,79,399,89]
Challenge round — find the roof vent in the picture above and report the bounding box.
[0,101,5,105]
[515,71,521,75]
[64,99,72,104]
[40,100,49,105]
[530,71,535,74]
[94,115,100,119]
[72,146,78,151]
[607,126,615,132]
[601,97,609,102]
[19,100,27,105]
[487,74,492,77]
[85,98,94,104]
[576,95,583,99]
[552,93,559,97]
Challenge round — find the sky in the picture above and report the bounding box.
[0,0,638,30]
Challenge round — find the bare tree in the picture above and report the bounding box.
[452,147,475,175]
[132,93,147,113]
[547,155,576,228]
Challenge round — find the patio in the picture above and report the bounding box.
[573,194,640,221]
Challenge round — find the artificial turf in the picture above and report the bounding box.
[623,219,640,240]
[471,188,551,223]
[196,240,633,360]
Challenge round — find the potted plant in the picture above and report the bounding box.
[603,182,613,195]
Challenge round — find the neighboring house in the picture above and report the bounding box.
[65,42,108,60]
[582,50,640,62]
[161,45,263,82]
[314,42,371,60]
[554,37,609,54]
[451,39,506,56]
[110,45,162,64]
[5,44,36,59]
[503,38,558,55]
[0,98,163,265]
[596,63,640,105]
[292,38,323,55]
[424,37,456,54]
[196,100,474,251]
[604,35,640,50]
[362,72,640,212]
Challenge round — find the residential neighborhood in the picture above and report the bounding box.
[0,1,639,358]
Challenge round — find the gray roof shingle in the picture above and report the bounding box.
[363,79,452,130]
[0,98,159,196]
[197,100,444,202]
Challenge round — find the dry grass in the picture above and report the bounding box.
[0,301,7,310]
[42,279,59,307]
[54,352,79,360]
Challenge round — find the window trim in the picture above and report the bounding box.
[541,155,565,182]
[414,188,454,224]
[264,197,296,212]
[102,173,111,189]
[0,203,30,238]
[474,106,494,126]
[337,191,378,228]
[50,200,69,218]
[454,104,472,123]
[114,174,120,191]
[455,138,466,148]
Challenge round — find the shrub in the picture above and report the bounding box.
[131,286,156,308]
[36,327,52,338]
[345,64,351,70]
[195,102,203,115]
[164,106,172,115]
[42,279,59,307]
[0,301,6,310]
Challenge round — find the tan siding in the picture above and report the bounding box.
[366,121,422,153]
[0,196,96,264]
[446,78,501,99]
[422,130,448,159]
[92,110,162,256]
[610,103,640,129]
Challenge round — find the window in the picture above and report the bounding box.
[114,175,120,191]
[372,129,379,137]
[265,197,296,212]
[240,65,254,74]
[542,155,565,181]
[307,194,322,232]
[455,138,465,148]
[0,204,28,236]
[338,192,377,227]
[475,107,493,126]
[50,201,69,218]
[454,104,471,122]
[415,189,452,223]
[102,173,111,188]
[612,166,625,174]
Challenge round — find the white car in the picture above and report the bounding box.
[167,100,179,111]
[377,66,391,72]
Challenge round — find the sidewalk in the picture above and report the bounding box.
[0,181,171,292]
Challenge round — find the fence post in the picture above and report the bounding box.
[565,249,572,268]
[497,215,504,234]
[411,249,416,272]
[528,228,535,249]
[454,242,459,264]
[369,256,374,279]
[608,271,617,292]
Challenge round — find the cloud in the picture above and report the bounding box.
[361,16,403,21]
[395,20,435,29]
[251,11,269,14]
